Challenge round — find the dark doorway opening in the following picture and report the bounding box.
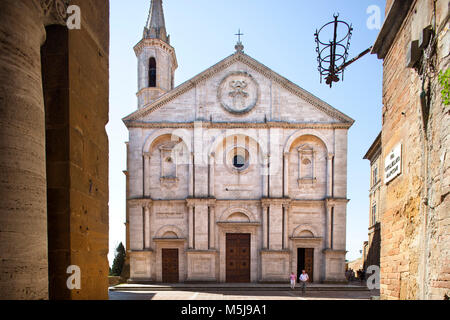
[297,248,314,282]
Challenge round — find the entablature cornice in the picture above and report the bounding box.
[124,121,352,130]
[261,197,291,208]
[128,198,153,208]
[325,197,350,207]
[186,197,217,207]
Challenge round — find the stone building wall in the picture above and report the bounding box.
[0,0,110,300]
[125,0,352,286]
[423,0,450,300]
[126,124,350,283]
[373,0,449,300]
[124,47,353,283]
[363,134,381,269]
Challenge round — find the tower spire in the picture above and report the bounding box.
[144,0,169,43]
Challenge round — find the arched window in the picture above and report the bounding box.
[149,57,156,87]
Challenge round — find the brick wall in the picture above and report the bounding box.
[379,0,450,300]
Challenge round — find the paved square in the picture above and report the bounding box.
[109,289,379,300]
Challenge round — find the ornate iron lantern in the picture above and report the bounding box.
[315,14,372,88]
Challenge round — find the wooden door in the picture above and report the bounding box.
[226,234,251,283]
[162,249,179,283]
[304,248,314,282]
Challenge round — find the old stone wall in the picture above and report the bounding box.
[422,0,450,300]
[379,0,449,300]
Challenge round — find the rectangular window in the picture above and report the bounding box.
[372,204,377,225]
[373,166,378,186]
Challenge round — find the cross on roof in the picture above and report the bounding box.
[235,29,244,43]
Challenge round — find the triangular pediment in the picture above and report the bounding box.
[123,51,354,126]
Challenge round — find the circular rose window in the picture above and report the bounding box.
[233,155,246,169]
[227,147,250,172]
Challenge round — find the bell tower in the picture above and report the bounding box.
[134,0,177,109]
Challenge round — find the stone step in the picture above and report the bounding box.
[109,283,370,292]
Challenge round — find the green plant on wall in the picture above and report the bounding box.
[438,68,450,106]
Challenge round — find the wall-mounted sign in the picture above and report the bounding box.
[385,144,402,184]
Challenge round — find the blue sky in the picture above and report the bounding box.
[107,0,385,264]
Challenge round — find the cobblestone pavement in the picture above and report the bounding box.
[109,289,379,300]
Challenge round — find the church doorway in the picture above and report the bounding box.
[226,234,251,283]
[162,249,179,283]
[297,248,314,282]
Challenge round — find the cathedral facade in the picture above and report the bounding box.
[124,0,353,283]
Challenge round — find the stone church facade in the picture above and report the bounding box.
[124,0,353,283]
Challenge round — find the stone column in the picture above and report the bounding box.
[144,205,151,249]
[188,204,194,249]
[0,1,51,300]
[189,152,194,197]
[263,154,270,197]
[209,204,216,249]
[283,203,290,249]
[326,204,334,249]
[143,152,151,198]
[283,152,289,196]
[327,153,334,198]
[262,204,269,249]
[209,153,215,197]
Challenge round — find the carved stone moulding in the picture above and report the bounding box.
[40,0,70,26]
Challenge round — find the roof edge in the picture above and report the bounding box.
[371,0,414,59]
[363,131,382,160]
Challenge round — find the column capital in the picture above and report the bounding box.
[282,201,292,210]
[40,0,69,26]
[143,199,153,209]
[327,153,335,160]
[143,152,151,159]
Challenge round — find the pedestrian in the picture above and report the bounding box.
[289,272,296,290]
[360,269,366,285]
[299,270,309,294]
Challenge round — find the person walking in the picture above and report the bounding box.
[299,270,309,294]
[290,272,296,290]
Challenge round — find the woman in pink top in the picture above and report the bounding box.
[290,272,296,289]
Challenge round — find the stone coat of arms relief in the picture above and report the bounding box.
[218,71,260,114]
